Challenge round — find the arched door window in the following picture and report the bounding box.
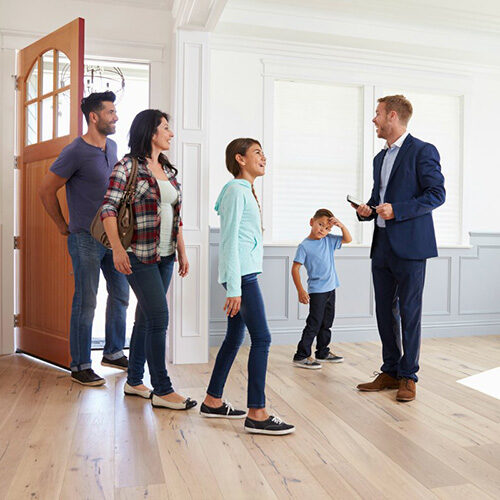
[25,49,71,145]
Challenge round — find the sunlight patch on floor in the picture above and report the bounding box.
[457,367,500,400]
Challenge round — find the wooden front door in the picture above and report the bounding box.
[17,18,84,368]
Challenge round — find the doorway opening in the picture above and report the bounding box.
[82,58,150,349]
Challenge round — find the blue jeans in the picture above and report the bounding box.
[207,273,271,408]
[67,232,129,372]
[126,252,175,396]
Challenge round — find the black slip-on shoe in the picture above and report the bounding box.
[101,355,128,371]
[71,369,105,386]
[200,400,247,419]
[244,415,295,435]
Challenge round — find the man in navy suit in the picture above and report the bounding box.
[354,95,445,402]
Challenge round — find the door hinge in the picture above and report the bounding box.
[14,236,20,250]
[14,75,21,91]
[14,156,20,170]
[14,314,20,328]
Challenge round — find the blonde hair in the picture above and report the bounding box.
[378,95,413,125]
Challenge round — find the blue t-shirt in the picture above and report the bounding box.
[294,234,342,294]
[50,137,118,233]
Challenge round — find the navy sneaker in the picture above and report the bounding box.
[101,355,128,371]
[316,352,344,363]
[244,415,295,435]
[71,369,105,386]
[200,400,247,419]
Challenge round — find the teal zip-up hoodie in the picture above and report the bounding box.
[215,179,263,297]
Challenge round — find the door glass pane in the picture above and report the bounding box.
[57,51,70,89]
[27,61,38,101]
[41,97,53,141]
[56,90,70,137]
[41,50,54,95]
[26,102,38,145]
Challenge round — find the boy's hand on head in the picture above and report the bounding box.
[298,289,310,304]
[329,216,343,228]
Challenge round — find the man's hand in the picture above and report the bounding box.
[58,222,70,236]
[113,246,132,275]
[224,296,241,317]
[354,203,372,218]
[298,289,310,304]
[376,203,394,220]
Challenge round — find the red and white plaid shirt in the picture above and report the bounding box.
[101,155,182,264]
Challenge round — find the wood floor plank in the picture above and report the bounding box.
[59,375,118,500]
[114,388,166,489]
[153,399,225,499]
[5,375,82,499]
[264,369,438,498]
[431,483,494,500]
[465,443,500,470]
[1,337,499,499]
[0,362,55,498]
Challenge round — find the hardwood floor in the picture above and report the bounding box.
[0,335,499,499]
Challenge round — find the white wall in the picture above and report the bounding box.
[0,0,173,354]
[207,40,500,238]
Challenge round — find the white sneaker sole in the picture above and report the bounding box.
[200,412,247,419]
[71,377,105,387]
[244,426,296,435]
[101,361,128,371]
[293,362,322,370]
[315,358,344,363]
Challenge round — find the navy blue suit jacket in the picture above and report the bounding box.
[361,134,446,260]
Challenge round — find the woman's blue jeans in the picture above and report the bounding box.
[126,253,175,396]
[207,273,271,408]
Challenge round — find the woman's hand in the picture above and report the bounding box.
[113,246,132,275]
[178,251,189,277]
[224,296,241,317]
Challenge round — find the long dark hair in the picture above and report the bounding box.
[128,109,177,175]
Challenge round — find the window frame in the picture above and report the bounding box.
[262,59,469,247]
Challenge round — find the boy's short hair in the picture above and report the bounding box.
[313,208,333,219]
[81,91,116,124]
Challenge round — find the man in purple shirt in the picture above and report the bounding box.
[39,91,129,386]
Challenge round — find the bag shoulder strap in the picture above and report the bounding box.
[124,157,139,201]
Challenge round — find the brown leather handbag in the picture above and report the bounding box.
[90,158,139,249]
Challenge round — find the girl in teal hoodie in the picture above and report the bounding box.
[200,138,295,435]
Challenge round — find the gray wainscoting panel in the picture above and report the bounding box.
[459,246,500,315]
[209,230,500,346]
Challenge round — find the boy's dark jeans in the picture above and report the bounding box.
[294,289,336,360]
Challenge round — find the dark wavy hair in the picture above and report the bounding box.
[128,109,177,175]
[80,91,116,124]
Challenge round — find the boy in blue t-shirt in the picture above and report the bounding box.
[292,208,352,369]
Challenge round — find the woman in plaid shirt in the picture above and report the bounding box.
[102,109,196,410]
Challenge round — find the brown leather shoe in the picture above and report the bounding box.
[396,378,416,402]
[357,372,400,392]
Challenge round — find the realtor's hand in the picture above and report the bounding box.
[355,203,372,218]
[376,203,394,220]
